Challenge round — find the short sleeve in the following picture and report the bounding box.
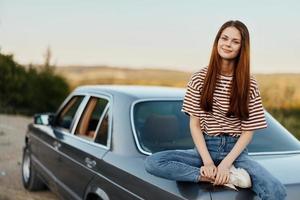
[241,77,268,131]
[181,72,203,118]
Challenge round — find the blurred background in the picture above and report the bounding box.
[0,1,299,199]
[0,0,299,138]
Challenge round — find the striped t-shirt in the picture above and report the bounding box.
[181,67,267,137]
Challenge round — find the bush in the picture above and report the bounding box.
[0,53,70,115]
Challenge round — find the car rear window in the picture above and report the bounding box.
[132,100,300,154]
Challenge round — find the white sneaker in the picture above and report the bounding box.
[224,166,252,191]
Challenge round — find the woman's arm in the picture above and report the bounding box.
[190,115,216,179]
[223,131,253,165]
[214,131,254,185]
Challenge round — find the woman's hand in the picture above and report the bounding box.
[200,162,217,180]
[212,131,253,186]
[213,160,232,185]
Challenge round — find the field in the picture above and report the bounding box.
[55,66,300,139]
[55,66,190,89]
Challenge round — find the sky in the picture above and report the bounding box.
[1,0,300,73]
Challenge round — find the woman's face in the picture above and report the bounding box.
[217,26,242,60]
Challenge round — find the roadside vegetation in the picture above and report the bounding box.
[0,52,70,115]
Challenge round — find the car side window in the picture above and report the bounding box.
[94,111,109,146]
[75,97,108,142]
[55,96,84,131]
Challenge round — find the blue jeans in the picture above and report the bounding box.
[145,134,287,200]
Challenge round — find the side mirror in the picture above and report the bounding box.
[34,113,55,126]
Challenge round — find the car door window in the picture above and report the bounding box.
[75,97,108,142]
[94,111,109,146]
[56,96,84,131]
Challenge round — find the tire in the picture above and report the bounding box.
[22,148,46,191]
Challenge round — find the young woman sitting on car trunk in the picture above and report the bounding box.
[145,20,287,200]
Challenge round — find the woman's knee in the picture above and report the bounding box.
[145,154,157,174]
[144,151,168,174]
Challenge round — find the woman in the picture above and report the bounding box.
[145,20,287,200]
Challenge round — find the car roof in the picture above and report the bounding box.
[74,85,186,99]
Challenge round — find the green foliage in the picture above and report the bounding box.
[0,53,70,115]
[268,108,300,140]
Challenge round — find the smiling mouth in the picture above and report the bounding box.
[222,48,232,53]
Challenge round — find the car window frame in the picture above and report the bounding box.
[131,98,300,156]
[54,91,113,151]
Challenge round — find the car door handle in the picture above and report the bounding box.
[85,157,96,168]
[53,141,61,150]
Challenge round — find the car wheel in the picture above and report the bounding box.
[22,148,46,190]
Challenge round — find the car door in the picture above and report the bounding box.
[31,95,85,190]
[54,95,111,200]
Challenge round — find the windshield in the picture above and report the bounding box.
[133,100,300,154]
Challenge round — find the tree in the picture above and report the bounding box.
[0,52,70,115]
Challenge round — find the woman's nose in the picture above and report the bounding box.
[225,40,231,47]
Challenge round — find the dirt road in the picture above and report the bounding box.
[0,114,57,200]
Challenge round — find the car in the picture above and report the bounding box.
[22,85,300,200]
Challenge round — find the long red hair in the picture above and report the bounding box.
[200,20,250,120]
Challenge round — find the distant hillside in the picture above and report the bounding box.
[55,66,191,89]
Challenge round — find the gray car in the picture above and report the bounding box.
[22,85,300,200]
